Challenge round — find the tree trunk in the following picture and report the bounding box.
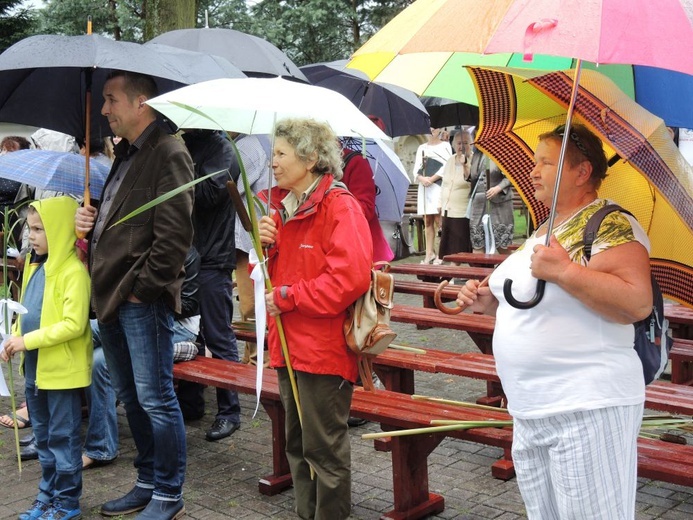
[143,0,196,41]
[351,0,361,49]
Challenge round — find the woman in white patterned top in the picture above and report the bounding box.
[456,124,652,519]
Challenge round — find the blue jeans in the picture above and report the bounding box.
[25,383,83,510]
[84,321,119,461]
[172,320,197,344]
[198,269,240,423]
[98,300,186,500]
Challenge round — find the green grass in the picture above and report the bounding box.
[514,209,529,238]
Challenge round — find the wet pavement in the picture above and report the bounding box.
[1,255,692,519]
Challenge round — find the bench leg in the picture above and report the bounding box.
[370,368,415,453]
[380,433,445,520]
[671,357,693,385]
[258,398,293,496]
[373,366,415,395]
[476,381,505,408]
[491,447,515,480]
[468,332,493,355]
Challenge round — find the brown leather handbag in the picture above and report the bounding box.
[343,262,397,391]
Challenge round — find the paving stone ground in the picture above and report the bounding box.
[1,255,692,519]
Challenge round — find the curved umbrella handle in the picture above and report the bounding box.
[434,273,492,315]
[433,280,464,315]
[503,278,546,309]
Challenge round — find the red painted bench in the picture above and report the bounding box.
[388,263,493,282]
[173,354,693,520]
[665,303,693,340]
[670,339,693,385]
[172,356,515,520]
[442,252,509,266]
[390,304,495,355]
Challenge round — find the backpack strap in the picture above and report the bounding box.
[583,204,634,261]
[343,150,360,170]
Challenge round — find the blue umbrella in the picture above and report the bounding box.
[0,149,110,199]
[634,66,693,129]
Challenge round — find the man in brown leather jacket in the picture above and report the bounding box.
[75,70,193,520]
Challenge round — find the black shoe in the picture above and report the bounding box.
[134,498,184,520]
[101,486,153,517]
[20,441,38,461]
[205,418,240,441]
[19,433,35,447]
[347,416,368,427]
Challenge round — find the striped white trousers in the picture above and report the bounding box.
[512,404,643,519]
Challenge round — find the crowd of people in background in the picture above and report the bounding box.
[413,126,515,263]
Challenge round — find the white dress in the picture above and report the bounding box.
[412,141,452,215]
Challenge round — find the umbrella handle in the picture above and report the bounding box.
[503,278,545,309]
[433,280,464,315]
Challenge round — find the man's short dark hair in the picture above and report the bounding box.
[106,70,159,102]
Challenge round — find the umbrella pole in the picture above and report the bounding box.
[84,87,91,207]
[83,16,92,207]
[502,60,584,309]
[543,60,584,240]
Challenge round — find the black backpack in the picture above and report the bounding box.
[583,204,673,385]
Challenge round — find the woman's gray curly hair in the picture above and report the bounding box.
[274,118,343,180]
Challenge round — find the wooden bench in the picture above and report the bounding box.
[670,339,693,385]
[388,263,493,282]
[375,348,693,490]
[172,355,515,520]
[172,357,291,496]
[390,304,495,354]
[393,279,459,310]
[173,354,693,520]
[376,345,693,416]
[665,303,693,340]
[442,252,509,267]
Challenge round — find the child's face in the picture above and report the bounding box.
[27,211,48,256]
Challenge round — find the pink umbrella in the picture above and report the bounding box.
[484,0,693,75]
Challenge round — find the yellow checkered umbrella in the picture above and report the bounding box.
[467,66,693,307]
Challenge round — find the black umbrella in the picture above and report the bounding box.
[148,28,308,82]
[421,97,479,128]
[0,34,245,205]
[0,34,246,141]
[300,60,430,137]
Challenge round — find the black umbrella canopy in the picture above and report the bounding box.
[0,34,246,140]
[148,28,308,82]
[421,96,479,129]
[301,59,430,137]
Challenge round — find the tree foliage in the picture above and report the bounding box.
[38,0,145,41]
[0,0,38,52]
[28,0,412,64]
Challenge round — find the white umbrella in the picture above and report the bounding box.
[146,77,391,140]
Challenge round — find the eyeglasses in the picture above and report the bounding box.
[554,124,590,159]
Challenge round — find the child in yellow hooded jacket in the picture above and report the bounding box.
[1,196,92,520]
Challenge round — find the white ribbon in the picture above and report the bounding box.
[482,214,496,254]
[249,248,267,417]
[0,299,28,397]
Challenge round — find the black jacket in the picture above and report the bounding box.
[182,130,240,270]
[178,246,201,319]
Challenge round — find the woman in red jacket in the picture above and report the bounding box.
[258,118,372,520]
